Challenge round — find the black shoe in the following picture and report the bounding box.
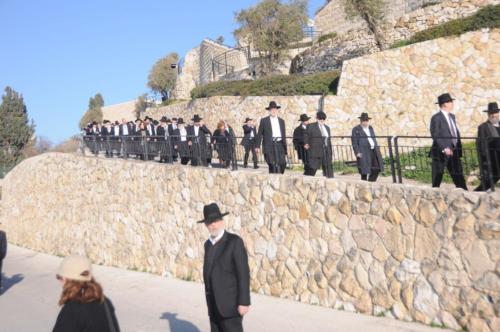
[253,165,259,169]
[243,164,248,168]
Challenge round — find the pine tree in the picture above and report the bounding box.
[0,86,35,168]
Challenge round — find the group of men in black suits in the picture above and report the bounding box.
[429,93,500,191]
[293,109,383,181]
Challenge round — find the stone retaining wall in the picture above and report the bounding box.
[1,153,499,331]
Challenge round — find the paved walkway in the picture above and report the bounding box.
[0,245,451,332]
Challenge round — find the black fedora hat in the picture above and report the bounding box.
[483,102,499,114]
[243,117,253,123]
[177,117,185,124]
[160,116,169,123]
[192,114,203,122]
[436,93,455,105]
[299,114,311,122]
[316,111,327,120]
[358,112,372,121]
[266,101,281,110]
[197,203,229,224]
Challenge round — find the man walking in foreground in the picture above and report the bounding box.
[429,93,467,190]
[199,203,250,332]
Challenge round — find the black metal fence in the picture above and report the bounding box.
[81,135,500,191]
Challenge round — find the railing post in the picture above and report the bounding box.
[394,136,403,184]
[231,140,238,171]
[388,136,397,184]
[144,137,149,161]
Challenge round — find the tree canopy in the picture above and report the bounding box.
[79,93,104,129]
[234,0,308,75]
[0,86,35,168]
[343,0,387,50]
[147,52,179,99]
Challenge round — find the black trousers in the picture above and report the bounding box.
[304,158,333,178]
[243,146,258,166]
[431,153,467,189]
[267,163,286,174]
[474,175,499,191]
[360,150,380,182]
[208,295,243,332]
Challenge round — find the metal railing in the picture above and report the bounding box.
[81,134,499,191]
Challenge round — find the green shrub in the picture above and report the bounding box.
[390,4,500,48]
[190,71,340,99]
[318,32,337,44]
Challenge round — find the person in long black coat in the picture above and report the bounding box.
[475,102,500,191]
[157,117,173,163]
[351,113,385,182]
[213,121,234,169]
[187,115,211,167]
[0,225,6,294]
[304,111,333,178]
[172,118,191,165]
[199,203,250,332]
[293,114,311,174]
[240,118,258,169]
[100,120,114,158]
[255,101,287,174]
[429,93,467,190]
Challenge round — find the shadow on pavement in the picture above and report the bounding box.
[1,273,24,295]
[160,312,201,332]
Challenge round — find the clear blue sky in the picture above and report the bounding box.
[0,0,325,143]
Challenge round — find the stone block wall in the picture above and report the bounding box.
[384,0,500,45]
[149,30,500,139]
[2,153,499,331]
[305,0,497,75]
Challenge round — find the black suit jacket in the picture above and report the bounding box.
[255,116,287,156]
[119,124,131,136]
[186,125,211,144]
[304,122,332,159]
[240,125,257,146]
[203,232,250,318]
[429,111,463,158]
[0,230,6,261]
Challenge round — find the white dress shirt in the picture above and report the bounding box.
[180,127,187,141]
[121,124,129,136]
[319,123,329,145]
[270,116,282,140]
[440,110,458,146]
[362,126,375,149]
[209,229,225,245]
[113,126,120,136]
[194,125,199,137]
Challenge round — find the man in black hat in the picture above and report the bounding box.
[475,102,500,191]
[429,93,467,190]
[293,114,312,174]
[172,118,191,165]
[351,113,384,182]
[101,120,114,157]
[199,203,250,332]
[0,222,7,295]
[240,118,258,169]
[304,111,334,178]
[157,116,173,163]
[255,101,287,174]
[187,115,212,166]
[119,118,132,158]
